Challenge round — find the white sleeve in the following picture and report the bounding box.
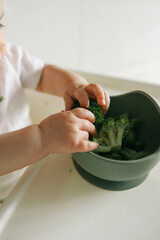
[20,46,45,89]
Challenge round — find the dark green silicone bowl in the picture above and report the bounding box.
[72,90,160,191]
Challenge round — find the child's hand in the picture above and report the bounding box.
[37,65,110,113]
[39,108,98,154]
[63,77,110,114]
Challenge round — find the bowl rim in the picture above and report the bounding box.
[110,90,160,114]
[88,147,160,164]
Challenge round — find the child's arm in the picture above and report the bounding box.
[0,108,97,176]
[0,124,44,175]
[0,65,109,176]
[36,65,110,113]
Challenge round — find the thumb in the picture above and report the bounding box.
[64,93,75,110]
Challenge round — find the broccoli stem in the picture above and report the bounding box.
[107,129,117,147]
[100,136,110,146]
[116,127,125,147]
[93,145,112,153]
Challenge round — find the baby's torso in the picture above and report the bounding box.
[0,54,32,134]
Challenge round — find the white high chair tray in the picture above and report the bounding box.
[0,72,160,240]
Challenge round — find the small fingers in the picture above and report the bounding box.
[74,86,89,108]
[80,130,89,140]
[85,83,106,106]
[64,92,75,111]
[101,90,110,114]
[85,84,110,112]
[76,140,98,152]
[64,83,110,115]
[79,119,97,137]
[71,108,95,123]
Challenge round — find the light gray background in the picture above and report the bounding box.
[3,0,160,85]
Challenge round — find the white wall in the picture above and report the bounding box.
[3,0,160,85]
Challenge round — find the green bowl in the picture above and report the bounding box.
[72,90,160,191]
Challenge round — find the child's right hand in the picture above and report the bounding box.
[39,108,98,155]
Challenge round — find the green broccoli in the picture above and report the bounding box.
[119,147,148,160]
[72,99,148,161]
[72,99,104,128]
[91,112,148,160]
[99,147,148,160]
[96,113,129,151]
[123,118,140,147]
[99,151,123,160]
[98,117,117,147]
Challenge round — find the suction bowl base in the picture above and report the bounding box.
[73,159,148,191]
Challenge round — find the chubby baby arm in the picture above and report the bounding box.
[0,108,97,175]
[39,108,98,154]
[0,124,45,175]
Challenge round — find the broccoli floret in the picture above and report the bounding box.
[72,99,104,128]
[119,147,148,160]
[92,112,148,161]
[98,148,148,160]
[123,118,139,147]
[101,151,123,160]
[98,147,148,160]
[72,99,148,161]
[98,113,129,151]
[98,117,117,147]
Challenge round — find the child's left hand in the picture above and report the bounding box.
[63,77,110,114]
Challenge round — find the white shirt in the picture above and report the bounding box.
[0,42,44,134]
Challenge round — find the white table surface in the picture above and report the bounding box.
[0,73,160,240]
